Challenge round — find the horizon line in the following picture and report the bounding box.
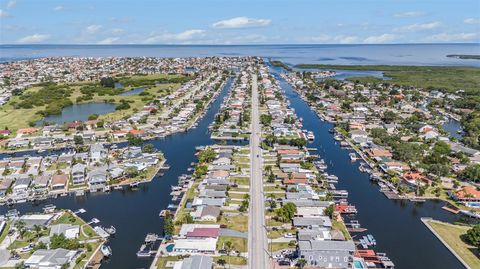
[1,42,479,46]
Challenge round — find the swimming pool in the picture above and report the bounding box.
[165,244,174,252]
[354,260,365,268]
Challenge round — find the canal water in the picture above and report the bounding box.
[0,77,236,269]
[268,63,463,269]
[443,118,463,140]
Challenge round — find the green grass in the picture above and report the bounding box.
[0,74,183,132]
[0,222,11,244]
[217,236,247,252]
[231,176,250,185]
[155,256,181,269]
[332,219,351,240]
[269,242,296,252]
[213,255,247,266]
[218,215,248,232]
[428,220,480,269]
[267,228,296,239]
[295,64,480,94]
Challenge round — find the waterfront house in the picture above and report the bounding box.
[87,169,108,191]
[33,174,51,195]
[0,178,13,196]
[297,228,333,241]
[12,177,31,196]
[50,224,80,239]
[90,143,107,163]
[450,186,480,203]
[51,174,68,192]
[24,248,78,269]
[173,255,213,269]
[298,240,355,268]
[172,238,217,255]
[19,214,54,229]
[293,216,332,228]
[350,130,369,143]
[402,172,430,187]
[196,205,221,222]
[191,197,225,207]
[199,189,227,199]
[8,138,29,149]
[71,163,86,184]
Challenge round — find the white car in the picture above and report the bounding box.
[284,233,295,238]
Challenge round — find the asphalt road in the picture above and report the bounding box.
[248,74,269,269]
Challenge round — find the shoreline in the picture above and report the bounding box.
[421,218,471,269]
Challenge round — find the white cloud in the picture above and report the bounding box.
[394,11,425,18]
[53,6,64,11]
[97,37,119,45]
[144,29,206,44]
[464,18,480,24]
[7,0,16,9]
[86,24,102,34]
[363,34,397,43]
[211,17,271,29]
[426,32,478,42]
[17,34,50,44]
[394,21,441,32]
[0,9,9,17]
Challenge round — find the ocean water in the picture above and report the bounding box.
[1,43,479,66]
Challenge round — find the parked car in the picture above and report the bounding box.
[284,232,295,238]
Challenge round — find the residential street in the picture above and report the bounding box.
[248,74,269,269]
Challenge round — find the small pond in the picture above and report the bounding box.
[37,102,116,125]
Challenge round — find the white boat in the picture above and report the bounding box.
[334,135,342,141]
[349,153,358,161]
[94,226,110,238]
[43,204,56,213]
[101,244,112,257]
[105,226,116,235]
[307,131,315,141]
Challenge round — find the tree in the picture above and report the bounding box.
[297,258,307,268]
[126,133,144,146]
[124,166,139,178]
[142,143,155,153]
[465,224,480,248]
[163,213,174,236]
[382,110,397,123]
[324,205,334,218]
[217,258,227,268]
[88,114,99,120]
[50,234,81,250]
[198,148,216,163]
[260,114,273,126]
[73,135,84,145]
[461,164,480,183]
[100,77,115,88]
[276,202,297,222]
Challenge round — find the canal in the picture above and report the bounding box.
[268,63,464,269]
[0,77,235,269]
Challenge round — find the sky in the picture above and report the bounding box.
[0,0,479,45]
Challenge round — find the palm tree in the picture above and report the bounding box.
[224,241,234,269]
[14,221,26,239]
[33,224,42,239]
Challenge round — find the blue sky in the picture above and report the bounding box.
[0,0,479,44]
